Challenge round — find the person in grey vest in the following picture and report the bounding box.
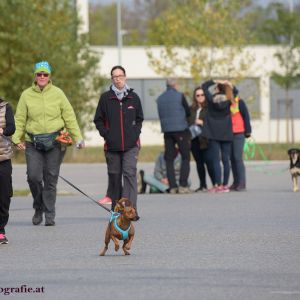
[157,78,192,194]
[0,97,15,244]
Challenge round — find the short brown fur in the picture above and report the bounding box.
[100,198,136,256]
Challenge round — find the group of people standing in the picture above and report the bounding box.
[140,78,251,195]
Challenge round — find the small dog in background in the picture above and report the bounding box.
[287,148,300,192]
[100,198,137,256]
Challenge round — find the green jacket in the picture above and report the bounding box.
[12,81,83,144]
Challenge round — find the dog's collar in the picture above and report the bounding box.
[110,212,131,240]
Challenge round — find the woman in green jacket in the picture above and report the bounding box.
[12,61,84,226]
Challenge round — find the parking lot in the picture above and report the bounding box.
[1,161,300,300]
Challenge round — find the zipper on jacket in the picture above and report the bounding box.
[120,101,125,151]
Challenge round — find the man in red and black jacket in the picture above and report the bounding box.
[94,66,143,218]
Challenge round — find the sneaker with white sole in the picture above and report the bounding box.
[0,233,8,244]
[178,186,193,194]
[208,186,219,193]
[216,185,230,193]
[169,187,178,194]
[98,196,112,205]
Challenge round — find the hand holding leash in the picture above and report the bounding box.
[15,143,26,150]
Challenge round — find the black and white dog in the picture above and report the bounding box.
[287,148,300,192]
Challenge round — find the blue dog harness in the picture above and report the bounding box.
[109,212,131,240]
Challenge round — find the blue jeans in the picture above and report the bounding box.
[207,140,232,186]
[231,133,246,186]
[143,174,169,193]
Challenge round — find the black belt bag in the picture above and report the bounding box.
[28,131,60,152]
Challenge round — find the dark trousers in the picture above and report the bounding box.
[105,146,139,211]
[191,139,206,188]
[164,130,190,188]
[231,133,246,186]
[25,142,65,219]
[191,139,215,188]
[0,160,12,234]
[207,140,232,186]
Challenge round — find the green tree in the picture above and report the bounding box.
[122,0,173,45]
[0,0,103,131]
[261,3,300,143]
[88,0,173,46]
[249,2,300,45]
[146,0,254,83]
[89,3,117,45]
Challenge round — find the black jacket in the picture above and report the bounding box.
[201,80,233,142]
[94,88,144,152]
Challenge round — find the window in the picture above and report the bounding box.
[127,78,260,120]
[270,79,300,119]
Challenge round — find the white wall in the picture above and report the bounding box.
[84,46,300,146]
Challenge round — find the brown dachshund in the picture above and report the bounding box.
[100,198,137,256]
[288,148,300,192]
[114,197,133,213]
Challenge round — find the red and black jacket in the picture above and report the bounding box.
[94,87,144,152]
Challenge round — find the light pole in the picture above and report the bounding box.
[117,0,122,65]
[289,0,294,46]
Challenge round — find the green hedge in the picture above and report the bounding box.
[12,143,299,164]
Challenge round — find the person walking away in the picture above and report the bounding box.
[12,61,84,226]
[201,80,234,193]
[157,78,191,194]
[229,89,252,191]
[94,66,144,219]
[0,97,15,244]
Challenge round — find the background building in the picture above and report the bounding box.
[84,45,300,146]
[76,0,300,146]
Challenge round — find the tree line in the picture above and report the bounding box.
[89,0,300,47]
[0,0,104,130]
[1,0,299,133]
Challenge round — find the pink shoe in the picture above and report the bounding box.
[0,233,8,244]
[222,185,230,192]
[98,196,112,205]
[216,185,230,193]
[208,186,219,193]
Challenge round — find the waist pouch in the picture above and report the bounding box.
[28,131,60,152]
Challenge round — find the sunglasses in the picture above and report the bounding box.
[36,73,49,78]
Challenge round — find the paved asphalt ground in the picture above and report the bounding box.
[1,161,300,300]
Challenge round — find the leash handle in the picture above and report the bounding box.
[58,175,111,213]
